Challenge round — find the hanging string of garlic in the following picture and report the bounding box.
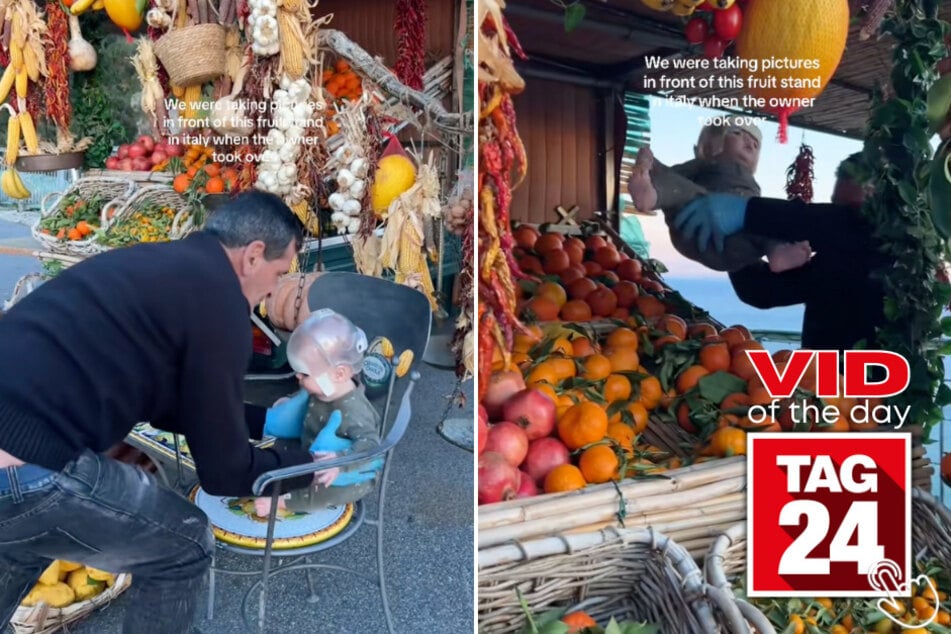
[256,75,312,195]
[328,144,367,235]
[248,0,280,56]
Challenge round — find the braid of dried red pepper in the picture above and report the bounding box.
[785,142,815,203]
[394,0,426,91]
[44,2,71,131]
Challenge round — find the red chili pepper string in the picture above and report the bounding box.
[394,0,425,91]
[785,143,815,203]
[44,3,71,131]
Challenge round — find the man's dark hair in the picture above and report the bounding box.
[203,191,304,260]
[836,152,865,182]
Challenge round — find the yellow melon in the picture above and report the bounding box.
[736,0,849,139]
[370,155,416,217]
[104,0,144,33]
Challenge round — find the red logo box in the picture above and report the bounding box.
[747,433,910,597]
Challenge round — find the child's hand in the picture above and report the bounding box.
[263,390,308,439]
[311,451,341,487]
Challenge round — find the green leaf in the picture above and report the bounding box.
[697,372,748,405]
[938,340,951,355]
[564,2,586,32]
[603,618,623,634]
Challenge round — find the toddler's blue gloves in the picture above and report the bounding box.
[310,410,384,486]
[674,194,748,253]
[263,390,309,439]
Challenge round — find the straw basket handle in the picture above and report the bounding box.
[170,206,194,238]
[40,191,65,218]
[101,200,121,228]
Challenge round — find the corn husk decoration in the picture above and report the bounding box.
[131,39,165,133]
[379,154,441,311]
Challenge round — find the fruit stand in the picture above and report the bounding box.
[478,1,951,632]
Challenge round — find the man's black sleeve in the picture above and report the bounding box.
[728,261,811,309]
[744,197,872,254]
[179,314,314,497]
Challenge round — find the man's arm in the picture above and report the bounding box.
[729,261,811,309]
[179,317,314,497]
[743,197,872,254]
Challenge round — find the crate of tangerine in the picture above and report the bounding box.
[96,185,195,249]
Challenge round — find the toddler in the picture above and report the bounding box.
[628,117,811,273]
[254,309,382,517]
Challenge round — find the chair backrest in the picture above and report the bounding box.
[306,272,432,363]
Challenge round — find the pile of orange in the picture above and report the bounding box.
[322,59,364,103]
[172,163,237,196]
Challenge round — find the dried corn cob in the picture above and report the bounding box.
[6,112,20,166]
[0,65,16,103]
[14,66,27,98]
[395,350,413,377]
[18,111,37,154]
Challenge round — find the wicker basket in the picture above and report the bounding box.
[478,527,751,633]
[704,489,951,633]
[479,457,747,560]
[154,24,226,86]
[31,177,137,257]
[97,185,196,250]
[10,574,132,634]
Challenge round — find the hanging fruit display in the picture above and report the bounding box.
[735,0,849,142]
[478,0,529,401]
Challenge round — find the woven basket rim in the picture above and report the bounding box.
[97,185,194,249]
[154,24,226,86]
[10,573,132,634]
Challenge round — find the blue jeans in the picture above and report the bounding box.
[0,450,213,633]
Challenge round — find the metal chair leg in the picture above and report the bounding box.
[305,566,319,604]
[258,484,282,633]
[378,454,395,634]
[173,434,184,490]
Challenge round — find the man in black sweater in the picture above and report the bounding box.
[722,156,886,351]
[0,191,318,633]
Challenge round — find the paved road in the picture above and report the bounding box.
[0,219,475,634]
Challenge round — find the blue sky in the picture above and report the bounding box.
[629,96,864,279]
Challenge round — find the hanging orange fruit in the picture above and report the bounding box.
[735,0,849,142]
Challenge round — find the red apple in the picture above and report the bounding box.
[117,144,130,159]
[105,157,120,170]
[118,158,133,171]
[131,157,151,171]
[150,151,167,166]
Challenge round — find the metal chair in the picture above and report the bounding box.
[200,273,432,633]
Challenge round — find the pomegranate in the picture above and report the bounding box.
[502,389,556,440]
[164,143,184,157]
[118,158,133,171]
[478,405,489,455]
[136,135,156,153]
[150,151,167,166]
[131,158,151,171]
[478,452,520,504]
[483,371,526,421]
[105,157,119,170]
[127,143,147,159]
[117,144,130,159]
[516,471,538,498]
[484,421,529,467]
[523,437,571,485]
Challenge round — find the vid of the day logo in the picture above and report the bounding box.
[746,349,913,597]
[747,433,911,597]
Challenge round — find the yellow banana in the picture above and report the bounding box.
[70,0,96,15]
[9,168,30,199]
[2,170,27,199]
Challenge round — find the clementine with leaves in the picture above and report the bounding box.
[579,444,620,483]
[675,365,709,394]
[605,327,640,351]
[571,337,599,357]
[558,402,609,450]
[603,374,632,403]
[605,421,636,453]
[523,296,560,322]
[534,282,568,307]
[699,342,731,373]
[609,401,648,433]
[543,464,586,493]
[560,299,593,322]
[581,354,612,381]
[605,347,640,373]
[638,375,663,410]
